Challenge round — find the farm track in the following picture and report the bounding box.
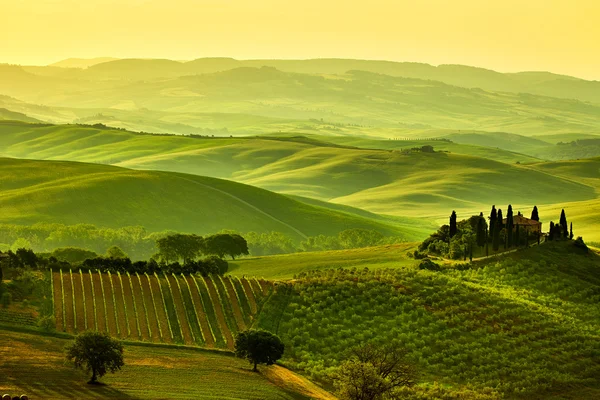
[120,273,140,339]
[130,275,151,340]
[51,272,63,332]
[110,274,129,338]
[81,273,96,330]
[258,279,270,295]
[231,277,252,325]
[101,273,119,337]
[177,275,204,346]
[204,277,234,349]
[185,275,215,348]
[91,273,108,333]
[241,278,258,314]
[139,274,161,341]
[72,271,86,332]
[61,272,75,334]
[222,277,247,330]
[148,274,172,343]
[166,275,194,345]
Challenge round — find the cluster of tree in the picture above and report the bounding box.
[548,209,574,241]
[155,233,248,263]
[81,254,228,276]
[420,204,548,260]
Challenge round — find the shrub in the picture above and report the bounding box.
[573,237,588,252]
[418,259,441,271]
[1,292,12,308]
[38,315,56,332]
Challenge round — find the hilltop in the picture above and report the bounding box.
[0,157,421,240]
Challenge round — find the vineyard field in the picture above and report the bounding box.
[52,270,272,349]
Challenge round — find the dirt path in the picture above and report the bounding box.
[80,271,96,331]
[240,278,258,314]
[129,274,150,340]
[62,271,75,334]
[110,273,129,339]
[184,275,215,347]
[138,273,161,342]
[72,271,86,333]
[222,277,246,330]
[148,274,172,343]
[51,271,64,332]
[166,275,194,345]
[120,273,140,339]
[203,277,234,349]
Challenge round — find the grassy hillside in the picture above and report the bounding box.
[0,121,598,239]
[0,328,334,400]
[255,241,600,399]
[2,63,600,136]
[0,157,420,240]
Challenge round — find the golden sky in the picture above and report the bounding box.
[2,0,599,79]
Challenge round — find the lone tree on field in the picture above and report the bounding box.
[449,211,457,238]
[531,205,539,221]
[65,331,124,384]
[235,329,284,372]
[333,342,417,400]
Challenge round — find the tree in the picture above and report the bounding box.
[449,211,458,238]
[505,205,514,248]
[549,221,555,240]
[515,224,520,247]
[156,234,203,263]
[560,209,568,239]
[65,331,124,384]
[333,342,417,400]
[489,205,497,241]
[204,234,249,260]
[476,213,486,248]
[531,206,540,221]
[570,222,574,240]
[15,248,37,268]
[105,246,128,259]
[234,329,284,372]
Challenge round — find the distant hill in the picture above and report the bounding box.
[0,122,598,242]
[49,57,119,69]
[0,109,43,123]
[0,156,422,240]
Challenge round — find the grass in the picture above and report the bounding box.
[229,243,418,280]
[0,327,334,400]
[255,241,600,399]
[0,155,417,240]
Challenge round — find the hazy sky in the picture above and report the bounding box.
[2,0,599,80]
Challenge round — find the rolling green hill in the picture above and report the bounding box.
[253,241,600,399]
[0,157,422,240]
[0,121,598,240]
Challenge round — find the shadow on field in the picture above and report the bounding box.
[3,362,140,400]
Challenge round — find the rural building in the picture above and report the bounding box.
[503,212,542,234]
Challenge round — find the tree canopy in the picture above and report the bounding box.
[65,331,124,384]
[234,329,284,372]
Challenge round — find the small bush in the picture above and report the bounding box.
[38,315,56,332]
[1,292,12,308]
[418,259,440,271]
[573,237,588,252]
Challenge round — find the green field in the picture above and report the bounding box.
[0,328,334,400]
[253,241,600,399]
[0,156,423,240]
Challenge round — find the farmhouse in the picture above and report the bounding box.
[503,212,542,234]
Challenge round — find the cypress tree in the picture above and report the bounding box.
[560,209,568,238]
[570,222,574,240]
[449,211,458,238]
[489,205,497,241]
[506,205,514,247]
[531,206,539,221]
[492,220,500,251]
[549,221,555,241]
[476,212,486,248]
[515,224,520,247]
[485,227,489,256]
[497,209,504,250]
